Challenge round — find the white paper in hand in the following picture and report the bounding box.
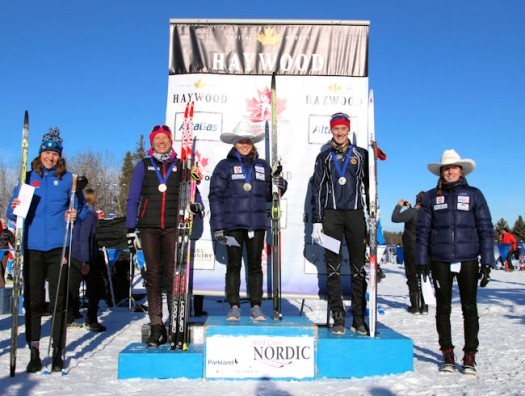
[320,233,341,254]
[13,183,35,219]
[420,275,436,306]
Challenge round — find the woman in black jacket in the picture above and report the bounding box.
[416,149,494,376]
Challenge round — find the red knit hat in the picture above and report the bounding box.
[330,113,350,129]
[149,125,173,146]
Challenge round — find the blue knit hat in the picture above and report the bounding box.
[39,127,63,155]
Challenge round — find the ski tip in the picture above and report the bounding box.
[61,369,68,376]
[42,368,51,375]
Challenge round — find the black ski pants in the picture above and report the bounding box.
[225,229,265,308]
[431,260,479,353]
[24,248,67,349]
[323,208,367,324]
[402,239,419,294]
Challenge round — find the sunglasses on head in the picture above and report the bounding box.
[152,124,171,132]
[330,113,350,122]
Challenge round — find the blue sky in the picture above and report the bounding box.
[1,0,524,232]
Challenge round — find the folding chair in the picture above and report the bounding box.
[101,247,122,308]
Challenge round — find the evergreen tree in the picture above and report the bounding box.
[117,134,148,216]
[495,218,510,242]
[512,216,525,242]
[132,134,147,164]
[117,151,134,216]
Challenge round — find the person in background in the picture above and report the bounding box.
[0,218,15,288]
[7,127,82,373]
[500,227,518,271]
[416,149,494,375]
[209,120,286,322]
[310,112,370,336]
[126,124,202,347]
[391,191,428,314]
[68,187,107,332]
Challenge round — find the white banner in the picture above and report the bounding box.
[167,20,370,299]
[205,334,315,379]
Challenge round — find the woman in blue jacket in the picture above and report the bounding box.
[209,120,286,321]
[8,127,81,373]
[416,149,494,376]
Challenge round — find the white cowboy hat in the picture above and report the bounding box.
[220,120,265,145]
[427,149,476,176]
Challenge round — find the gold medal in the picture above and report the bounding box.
[158,183,167,192]
[243,183,252,191]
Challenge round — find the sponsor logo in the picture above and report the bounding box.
[305,95,363,106]
[172,92,228,104]
[211,52,324,73]
[207,359,238,366]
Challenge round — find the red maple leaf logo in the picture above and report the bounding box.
[245,86,286,123]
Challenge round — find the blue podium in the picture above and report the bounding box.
[118,315,413,380]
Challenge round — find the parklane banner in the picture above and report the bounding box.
[166,19,370,299]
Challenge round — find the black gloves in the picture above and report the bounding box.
[77,176,88,191]
[126,231,141,254]
[188,202,203,215]
[478,264,491,287]
[416,264,430,282]
[273,176,287,193]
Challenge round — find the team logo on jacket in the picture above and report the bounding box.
[457,195,470,211]
[233,166,242,174]
[434,196,446,210]
[31,180,40,188]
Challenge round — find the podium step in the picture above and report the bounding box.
[118,316,413,380]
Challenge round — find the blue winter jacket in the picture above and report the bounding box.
[7,169,83,252]
[209,147,273,232]
[415,179,494,266]
[71,205,98,263]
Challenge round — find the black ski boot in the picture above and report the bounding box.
[26,347,42,373]
[147,324,167,348]
[52,347,64,372]
[407,292,420,314]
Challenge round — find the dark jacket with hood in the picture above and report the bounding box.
[416,178,494,266]
[209,147,273,232]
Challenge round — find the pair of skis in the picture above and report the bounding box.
[270,73,283,321]
[10,111,29,377]
[170,101,199,350]
[367,89,385,338]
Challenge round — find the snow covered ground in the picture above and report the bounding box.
[1,263,524,395]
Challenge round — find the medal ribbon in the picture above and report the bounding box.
[330,146,352,180]
[235,152,254,185]
[149,157,177,188]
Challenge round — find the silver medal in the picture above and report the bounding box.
[243,183,252,191]
[338,177,347,185]
[158,183,167,192]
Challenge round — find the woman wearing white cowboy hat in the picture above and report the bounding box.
[209,120,286,322]
[416,149,495,375]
